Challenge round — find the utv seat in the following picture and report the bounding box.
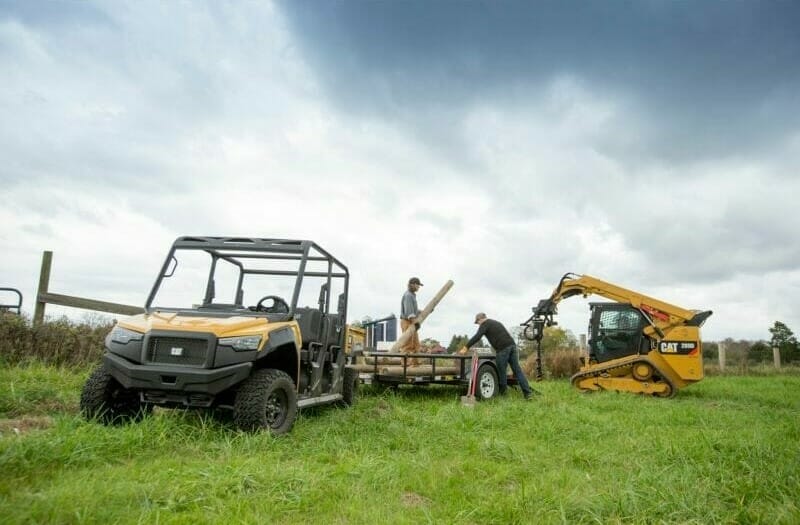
[294,307,322,350]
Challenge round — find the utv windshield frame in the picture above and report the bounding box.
[144,237,349,321]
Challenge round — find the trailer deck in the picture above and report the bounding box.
[352,350,510,399]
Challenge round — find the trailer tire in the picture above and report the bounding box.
[475,363,499,400]
[234,369,297,434]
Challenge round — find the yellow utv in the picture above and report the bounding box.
[80,237,359,434]
[522,273,712,397]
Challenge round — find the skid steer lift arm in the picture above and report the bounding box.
[522,273,712,343]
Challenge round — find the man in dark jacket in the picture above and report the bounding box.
[461,312,537,399]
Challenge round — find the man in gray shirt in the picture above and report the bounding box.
[400,277,423,365]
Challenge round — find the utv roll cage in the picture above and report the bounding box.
[0,288,23,315]
[144,236,349,324]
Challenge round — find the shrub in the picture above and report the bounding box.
[0,312,112,368]
[523,347,582,379]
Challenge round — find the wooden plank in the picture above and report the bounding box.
[37,292,143,316]
[363,356,403,365]
[379,365,461,376]
[391,279,454,352]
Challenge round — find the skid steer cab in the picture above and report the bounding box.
[80,237,360,435]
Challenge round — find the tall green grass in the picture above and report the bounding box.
[1,364,798,524]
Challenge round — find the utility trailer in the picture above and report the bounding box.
[352,349,512,400]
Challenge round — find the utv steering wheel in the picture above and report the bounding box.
[254,295,290,314]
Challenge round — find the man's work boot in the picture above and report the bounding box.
[524,389,542,400]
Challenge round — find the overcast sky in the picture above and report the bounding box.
[1,1,799,344]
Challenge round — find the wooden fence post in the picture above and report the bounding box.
[579,334,588,364]
[718,341,726,372]
[32,250,143,322]
[773,346,781,369]
[33,251,52,326]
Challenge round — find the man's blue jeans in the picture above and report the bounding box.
[495,344,532,396]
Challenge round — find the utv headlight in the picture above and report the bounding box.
[218,335,262,351]
[110,326,144,344]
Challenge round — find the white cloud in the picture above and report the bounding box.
[1,1,798,345]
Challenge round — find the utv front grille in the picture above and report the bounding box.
[147,336,209,367]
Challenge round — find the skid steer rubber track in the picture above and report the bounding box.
[570,354,677,398]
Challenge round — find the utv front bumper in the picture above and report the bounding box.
[104,352,252,395]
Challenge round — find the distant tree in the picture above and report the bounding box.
[769,321,799,363]
[511,325,578,358]
[703,341,719,361]
[421,337,440,350]
[748,341,772,363]
[541,326,578,353]
[447,334,469,352]
[719,337,751,365]
[511,326,535,357]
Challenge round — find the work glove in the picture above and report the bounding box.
[458,346,468,355]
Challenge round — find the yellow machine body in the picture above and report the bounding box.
[526,273,712,397]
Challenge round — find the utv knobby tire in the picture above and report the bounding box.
[233,369,297,434]
[80,365,151,425]
[475,363,499,400]
[341,366,359,407]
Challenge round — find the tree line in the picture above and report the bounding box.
[446,320,800,364]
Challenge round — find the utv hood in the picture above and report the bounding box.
[118,312,278,338]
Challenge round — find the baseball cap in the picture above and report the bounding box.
[409,277,423,286]
[474,312,487,324]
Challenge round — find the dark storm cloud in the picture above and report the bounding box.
[279,1,800,166]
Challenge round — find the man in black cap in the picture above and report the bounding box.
[400,277,424,365]
[461,313,537,399]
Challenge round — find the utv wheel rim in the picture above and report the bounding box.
[265,390,288,428]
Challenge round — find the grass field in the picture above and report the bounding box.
[1,365,799,524]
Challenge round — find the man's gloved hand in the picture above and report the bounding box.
[457,346,469,355]
[414,322,421,330]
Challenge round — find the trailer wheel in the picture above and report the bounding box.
[234,369,297,434]
[341,366,359,406]
[475,363,499,400]
[80,365,151,425]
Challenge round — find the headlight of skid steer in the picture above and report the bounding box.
[109,326,144,344]
[218,335,262,352]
